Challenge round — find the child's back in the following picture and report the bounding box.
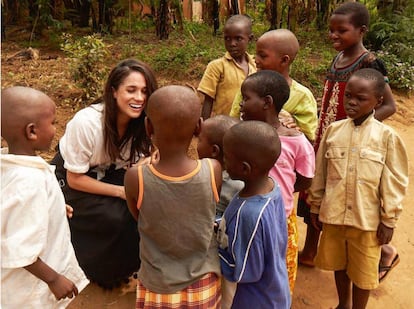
[198,14,256,119]
[125,85,222,308]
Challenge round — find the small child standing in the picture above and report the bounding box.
[1,86,89,308]
[197,115,243,218]
[124,85,223,308]
[230,28,318,142]
[239,70,315,295]
[298,1,398,268]
[218,120,291,309]
[308,68,408,309]
[198,14,256,119]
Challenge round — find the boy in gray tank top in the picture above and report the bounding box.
[125,85,223,308]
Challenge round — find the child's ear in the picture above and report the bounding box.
[360,25,368,35]
[242,161,251,175]
[282,55,290,64]
[25,123,37,141]
[375,96,384,109]
[194,117,203,137]
[211,144,221,159]
[248,34,254,42]
[263,95,273,110]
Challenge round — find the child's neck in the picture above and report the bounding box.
[6,144,37,156]
[152,149,197,177]
[239,175,274,197]
[338,43,368,66]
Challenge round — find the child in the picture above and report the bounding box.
[298,1,398,269]
[1,86,89,308]
[218,120,291,309]
[239,70,315,295]
[124,85,223,308]
[230,28,318,142]
[197,114,243,218]
[198,14,256,119]
[307,68,408,309]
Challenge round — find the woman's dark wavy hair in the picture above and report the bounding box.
[103,59,158,164]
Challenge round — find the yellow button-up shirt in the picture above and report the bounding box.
[308,114,408,231]
[198,52,256,116]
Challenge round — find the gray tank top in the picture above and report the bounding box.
[136,159,221,293]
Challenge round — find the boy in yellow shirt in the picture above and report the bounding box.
[198,14,256,119]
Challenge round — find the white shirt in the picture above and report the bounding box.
[59,103,133,180]
[1,151,89,308]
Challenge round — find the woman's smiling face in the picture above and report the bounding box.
[113,71,148,121]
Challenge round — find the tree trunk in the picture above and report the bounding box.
[156,0,170,39]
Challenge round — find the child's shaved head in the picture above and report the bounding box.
[224,120,281,171]
[259,29,300,63]
[203,115,240,147]
[146,85,201,141]
[225,14,252,33]
[1,86,55,146]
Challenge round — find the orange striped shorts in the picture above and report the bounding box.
[136,272,221,309]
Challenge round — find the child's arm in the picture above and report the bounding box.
[294,173,312,192]
[211,158,223,195]
[374,84,396,121]
[124,166,139,220]
[24,258,78,300]
[377,131,408,240]
[201,95,214,120]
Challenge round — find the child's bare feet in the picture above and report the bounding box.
[379,244,400,282]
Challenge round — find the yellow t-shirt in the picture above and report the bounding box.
[197,52,256,116]
[230,79,318,141]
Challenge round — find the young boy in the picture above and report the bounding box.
[1,86,89,308]
[307,68,408,309]
[229,29,318,142]
[239,70,315,295]
[124,85,223,308]
[218,120,291,309]
[198,14,256,119]
[197,114,243,218]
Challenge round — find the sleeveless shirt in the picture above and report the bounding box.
[136,159,221,293]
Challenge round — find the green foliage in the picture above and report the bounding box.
[60,33,110,102]
[376,44,414,92]
[365,4,414,92]
[123,22,226,81]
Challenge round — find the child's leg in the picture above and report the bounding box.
[297,193,319,266]
[334,270,352,309]
[352,284,370,309]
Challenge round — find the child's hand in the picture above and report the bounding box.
[377,222,394,245]
[279,110,300,131]
[310,213,322,232]
[65,204,73,219]
[48,274,78,300]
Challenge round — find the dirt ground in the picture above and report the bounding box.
[1,41,413,309]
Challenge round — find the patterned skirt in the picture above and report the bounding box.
[136,273,221,309]
[286,210,299,295]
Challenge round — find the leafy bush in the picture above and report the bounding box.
[60,33,110,102]
[366,6,414,92]
[376,44,414,92]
